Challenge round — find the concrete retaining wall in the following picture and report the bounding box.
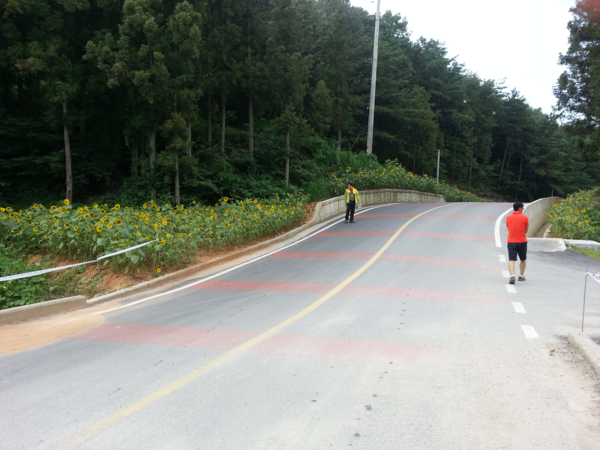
[312,189,445,223]
[524,197,562,238]
[0,295,86,326]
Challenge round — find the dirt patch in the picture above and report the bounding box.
[0,308,104,355]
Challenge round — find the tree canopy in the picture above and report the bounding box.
[1,0,597,207]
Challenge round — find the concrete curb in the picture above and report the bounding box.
[3,189,445,324]
[0,296,87,326]
[567,332,600,378]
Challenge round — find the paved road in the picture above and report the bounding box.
[2,202,600,450]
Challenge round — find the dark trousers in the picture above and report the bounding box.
[345,201,356,221]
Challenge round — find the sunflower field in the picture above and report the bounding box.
[0,194,308,273]
[332,160,484,202]
[547,188,600,241]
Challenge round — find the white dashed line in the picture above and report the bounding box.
[502,270,511,278]
[506,285,517,294]
[521,325,539,339]
[499,255,506,263]
[512,302,526,314]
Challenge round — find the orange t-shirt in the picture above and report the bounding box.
[506,211,529,243]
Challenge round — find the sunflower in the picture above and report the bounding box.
[107,224,113,229]
[96,226,103,232]
[33,204,39,208]
[114,204,121,210]
[64,199,70,205]
[33,227,38,232]
[162,220,167,225]
[74,226,79,231]
[156,268,161,273]
[51,205,57,210]
[84,214,90,219]
[116,219,123,225]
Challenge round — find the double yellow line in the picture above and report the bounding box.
[58,203,448,449]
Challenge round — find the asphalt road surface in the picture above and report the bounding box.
[2,202,600,450]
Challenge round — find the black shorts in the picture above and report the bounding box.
[507,242,527,261]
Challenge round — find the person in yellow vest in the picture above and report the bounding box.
[344,183,360,223]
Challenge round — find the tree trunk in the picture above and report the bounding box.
[221,91,226,153]
[149,130,156,201]
[207,92,212,144]
[499,138,511,182]
[469,158,473,189]
[337,107,342,149]
[249,95,254,158]
[285,130,290,187]
[515,149,524,201]
[187,121,192,155]
[79,92,86,142]
[174,149,180,205]
[63,101,73,202]
[132,138,139,177]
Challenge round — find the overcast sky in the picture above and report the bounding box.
[350,0,575,113]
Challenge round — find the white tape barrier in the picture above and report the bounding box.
[97,240,158,260]
[586,272,600,284]
[0,259,98,282]
[0,240,158,282]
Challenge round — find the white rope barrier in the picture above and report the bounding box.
[0,239,158,282]
[586,272,600,284]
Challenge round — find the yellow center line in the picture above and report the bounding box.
[58,203,450,449]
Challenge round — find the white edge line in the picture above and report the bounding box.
[494,207,513,248]
[506,285,517,294]
[96,203,399,315]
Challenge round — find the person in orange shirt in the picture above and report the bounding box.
[506,201,529,284]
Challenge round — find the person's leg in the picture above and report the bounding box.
[350,201,356,221]
[519,260,526,275]
[508,260,515,276]
[507,243,517,283]
[345,203,350,222]
[518,242,527,280]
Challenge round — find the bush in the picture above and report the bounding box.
[0,244,46,310]
[332,160,484,202]
[547,188,600,241]
[0,194,308,272]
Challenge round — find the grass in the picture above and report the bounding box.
[570,246,600,260]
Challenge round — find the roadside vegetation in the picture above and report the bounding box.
[332,160,483,203]
[570,246,600,260]
[0,162,485,309]
[547,188,600,241]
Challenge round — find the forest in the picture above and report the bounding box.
[1,0,599,208]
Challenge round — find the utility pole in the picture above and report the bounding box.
[366,0,380,154]
[436,149,440,182]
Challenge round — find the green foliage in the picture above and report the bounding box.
[0,194,308,271]
[0,244,47,310]
[547,188,600,240]
[0,0,597,209]
[570,246,600,260]
[332,160,483,203]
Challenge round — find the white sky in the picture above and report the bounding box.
[351,0,576,113]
